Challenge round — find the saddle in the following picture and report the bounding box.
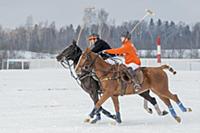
[118,64,144,95]
[90,64,144,96]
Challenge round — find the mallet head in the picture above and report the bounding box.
[145,9,155,16]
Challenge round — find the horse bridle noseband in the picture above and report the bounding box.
[80,51,99,72]
[59,48,100,87]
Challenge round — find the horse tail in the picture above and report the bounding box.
[160,64,176,75]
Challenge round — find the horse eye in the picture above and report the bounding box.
[84,66,89,70]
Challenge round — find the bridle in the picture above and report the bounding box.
[79,51,99,73]
[58,47,99,87]
[79,51,121,81]
[79,50,133,96]
[58,46,83,86]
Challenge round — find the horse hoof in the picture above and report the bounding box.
[115,112,122,123]
[116,120,122,124]
[175,116,181,123]
[148,108,153,114]
[111,115,116,120]
[187,108,192,112]
[115,116,122,123]
[114,116,122,123]
[145,108,153,114]
[90,117,101,124]
[162,110,168,116]
[84,117,91,123]
[90,119,98,124]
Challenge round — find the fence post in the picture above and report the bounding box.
[156,35,161,64]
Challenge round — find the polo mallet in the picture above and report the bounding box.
[77,7,95,46]
[130,9,155,33]
[76,24,85,46]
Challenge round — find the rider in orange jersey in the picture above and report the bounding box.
[104,31,141,91]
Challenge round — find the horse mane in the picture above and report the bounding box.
[87,49,112,68]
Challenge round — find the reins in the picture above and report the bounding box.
[83,52,122,82]
[59,51,100,88]
[82,52,132,96]
[61,60,82,86]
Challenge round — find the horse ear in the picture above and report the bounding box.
[85,48,91,52]
[72,40,77,45]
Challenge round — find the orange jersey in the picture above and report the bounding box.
[105,40,141,65]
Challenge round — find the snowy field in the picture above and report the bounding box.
[0,68,200,133]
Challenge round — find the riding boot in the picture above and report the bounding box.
[127,68,141,92]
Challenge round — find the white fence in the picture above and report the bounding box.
[29,58,200,71]
[141,58,200,71]
[1,58,200,71]
[29,59,62,69]
[1,59,62,69]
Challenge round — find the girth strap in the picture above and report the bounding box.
[119,78,127,96]
[100,76,128,96]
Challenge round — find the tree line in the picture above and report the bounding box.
[0,10,200,59]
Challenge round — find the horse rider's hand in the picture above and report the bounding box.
[102,50,107,54]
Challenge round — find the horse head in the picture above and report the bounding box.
[75,48,95,75]
[56,40,82,63]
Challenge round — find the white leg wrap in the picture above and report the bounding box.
[154,104,162,115]
[143,99,148,109]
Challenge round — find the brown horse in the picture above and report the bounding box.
[56,42,167,123]
[75,48,192,123]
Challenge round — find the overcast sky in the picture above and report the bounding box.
[0,0,199,28]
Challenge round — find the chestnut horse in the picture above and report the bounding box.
[56,42,167,123]
[75,48,192,123]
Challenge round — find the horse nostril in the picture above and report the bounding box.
[56,55,62,61]
[56,58,60,61]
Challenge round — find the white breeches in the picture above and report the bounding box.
[105,56,123,65]
[125,62,140,70]
[105,56,140,70]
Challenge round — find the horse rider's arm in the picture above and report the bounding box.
[91,43,102,53]
[104,45,127,55]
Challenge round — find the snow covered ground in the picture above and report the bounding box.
[0,68,200,133]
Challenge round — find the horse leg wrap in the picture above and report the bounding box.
[168,105,177,118]
[143,99,153,114]
[115,112,122,123]
[101,108,116,120]
[177,102,187,112]
[150,97,157,105]
[154,104,162,115]
[96,112,101,120]
[89,107,102,118]
[90,113,101,124]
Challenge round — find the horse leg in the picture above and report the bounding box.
[161,90,192,113]
[139,90,168,116]
[157,95,181,123]
[139,91,153,114]
[111,96,122,123]
[85,92,111,123]
[89,92,115,124]
[143,99,152,113]
[93,80,116,120]
[86,91,101,123]
[101,107,116,120]
[96,93,116,120]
